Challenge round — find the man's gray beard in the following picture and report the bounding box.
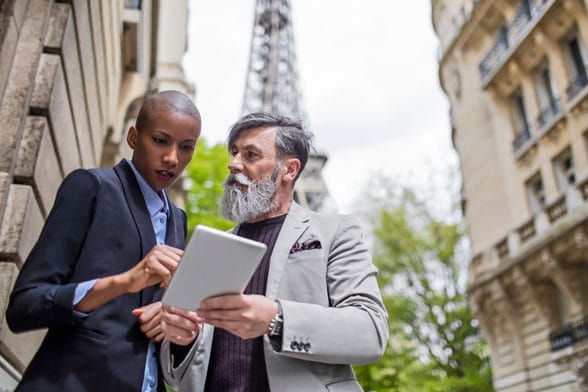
[220,167,279,223]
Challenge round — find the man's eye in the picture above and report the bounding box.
[247,151,258,158]
[181,144,195,152]
[153,137,168,145]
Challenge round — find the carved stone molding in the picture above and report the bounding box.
[541,248,587,308]
[574,226,588,250]
[553,341,588,391]
[510,266,552,322]
[572,356,588,391]
[541,248,560,273]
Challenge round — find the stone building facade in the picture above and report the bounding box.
[0,0,193,389]
[433,0,588,390]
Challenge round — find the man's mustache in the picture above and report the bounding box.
[227,172,253,187]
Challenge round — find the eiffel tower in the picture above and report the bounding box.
[242,0,330,211]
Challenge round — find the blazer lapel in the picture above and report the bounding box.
[265,202,309,299]
[114,160,158,306]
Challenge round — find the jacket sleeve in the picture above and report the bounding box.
[6,169,99,332]
[275,215,389,365]
[160,325,212,391]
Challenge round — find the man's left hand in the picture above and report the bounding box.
[198,294,278,339]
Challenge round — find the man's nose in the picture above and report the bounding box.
[228,155,243,173]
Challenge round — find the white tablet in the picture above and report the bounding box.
[161,224,267,311]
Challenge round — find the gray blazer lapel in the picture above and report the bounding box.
[265,202,309,299]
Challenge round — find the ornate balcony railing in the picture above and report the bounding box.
[550,326,574,351]
[509,1,535,40]
[479,32,509,79]
[478,0,550,82]
[550,316,588,351]
[517,218,536,243]
[546,195,567,223]
[495,238,509,259]
[440,0,482,57]
[566,68,588,100]
[512,125,532,153]
[537,98,560,129]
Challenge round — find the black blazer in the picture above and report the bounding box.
[6,160,187,391]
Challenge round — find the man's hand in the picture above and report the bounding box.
[133,301,164,342]
[198,294,278,339]
[120,244,183,293]
[161,305,203,346]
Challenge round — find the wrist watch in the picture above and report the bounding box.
[267,301,283,337]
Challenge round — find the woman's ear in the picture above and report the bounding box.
[127,126,138,149]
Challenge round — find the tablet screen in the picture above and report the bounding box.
[161,225,267,311]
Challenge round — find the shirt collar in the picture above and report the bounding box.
[126,159,169,218]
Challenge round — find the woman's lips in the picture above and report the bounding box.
[157,170,175,181]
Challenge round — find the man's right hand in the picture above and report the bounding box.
[161,305,203,346]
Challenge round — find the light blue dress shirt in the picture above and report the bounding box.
[73,160,169,392]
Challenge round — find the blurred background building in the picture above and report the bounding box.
[433,0,588,390]
[0,0,193,389]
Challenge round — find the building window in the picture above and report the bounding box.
[534,62,560,128]
[564,31,588,99]
[526,173,546,213]
[553,148,576,191]
[125,0,141,9]
[511,90,532,152]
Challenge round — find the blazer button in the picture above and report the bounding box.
[304,343,311,352]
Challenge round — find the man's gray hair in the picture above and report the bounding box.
[227,112,314,180]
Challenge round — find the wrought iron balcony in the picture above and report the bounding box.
[550,316,588,351]
[537,98,560,129]
[440,0,479,57]
[546,195,567,223]
[566,68,588,100]
[550,325,574,351]
[478,0,550,82]
[512,125,532,153]
[509,0,536,40]
[495,238,509,259]
[479,33,509,79]
[517,216,536,243]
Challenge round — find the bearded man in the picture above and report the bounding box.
[159,112,389,392]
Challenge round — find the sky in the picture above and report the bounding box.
[184,0,458,213]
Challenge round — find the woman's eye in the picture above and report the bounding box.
[181,144,195,151]
[153,137,167,145]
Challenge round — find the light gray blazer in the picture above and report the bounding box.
[160,202,389,392]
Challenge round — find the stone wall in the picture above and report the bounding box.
[0,0,193,388]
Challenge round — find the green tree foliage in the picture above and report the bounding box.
[185,138,233,232]
[354,175,493,392]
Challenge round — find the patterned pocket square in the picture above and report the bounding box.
[289,235,322,254]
